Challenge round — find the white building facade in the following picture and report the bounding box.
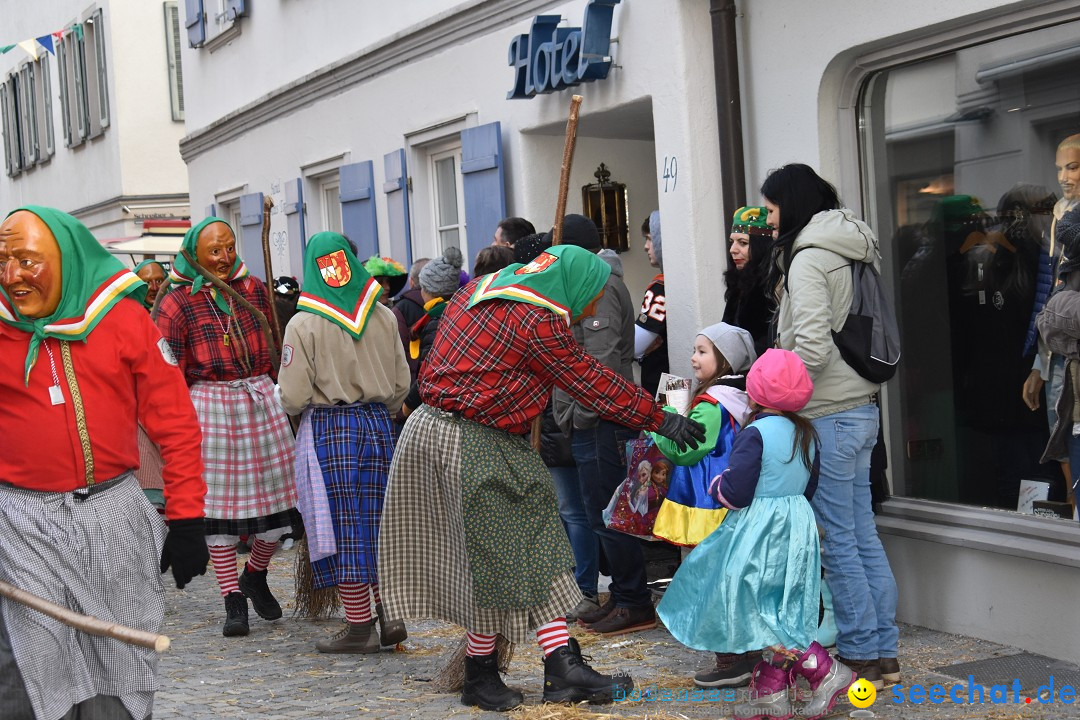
[0,1,189,238]
[180,0,1080,663]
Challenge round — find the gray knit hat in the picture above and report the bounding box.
[698,322,756,374]
[419,246,464,297]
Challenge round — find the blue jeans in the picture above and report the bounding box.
[571,420,652,608]
[549,465,599,596]
[810,404,899,660]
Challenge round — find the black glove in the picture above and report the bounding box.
[655,411,707,452]
[160,517,210,590]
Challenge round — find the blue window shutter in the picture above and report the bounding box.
[283,178,306,283]
[226,0,246,21]
[383,149,412,270]
[205,203,216,218]
[239,192,266,281]
[461,122,506,273]
[339,161,378,260]
[184,0,205,48]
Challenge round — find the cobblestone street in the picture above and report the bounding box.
[150,545,1079,720]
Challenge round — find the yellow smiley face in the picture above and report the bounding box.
[848,678,877,708]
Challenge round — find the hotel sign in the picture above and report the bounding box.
[507,0,620,99]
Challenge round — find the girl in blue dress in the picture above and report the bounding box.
[657,349,856,720]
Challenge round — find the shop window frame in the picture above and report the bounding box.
[827,0,1080,548]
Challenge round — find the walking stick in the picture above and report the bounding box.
[0,580,170,652]
[260,195,284,350]
[180,249,280,369]
[530,94,584,453]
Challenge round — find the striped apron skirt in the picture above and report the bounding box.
[378,405,581,644]
[190,373,298,536]
[303,403,394,590]
[0,474,166,720]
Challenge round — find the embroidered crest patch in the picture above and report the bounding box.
[317,250,353,287]
[514,251,558,274]
[157,337,178,366]
[281,344,294,367]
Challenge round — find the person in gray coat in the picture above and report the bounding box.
[549,214,657,635]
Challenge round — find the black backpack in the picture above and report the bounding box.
[831,261,901,383]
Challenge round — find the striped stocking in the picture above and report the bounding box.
[339,583,372,624]
[536,618,570,657]
[465,631,497,657]
[208,544,239,596]
[246,538,278,572]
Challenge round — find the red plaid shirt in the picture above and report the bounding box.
[420,280,665,435]
[156,277,275,384]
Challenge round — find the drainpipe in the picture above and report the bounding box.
[710,0,746,235]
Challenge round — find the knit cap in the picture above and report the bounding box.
[698,322,756,374]
[731,206,774,236]
[514,232,552,264]
[418,247,464,297]
[542,214,601,251]
[745,348,813,412]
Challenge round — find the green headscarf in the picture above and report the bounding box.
[0,205,146,384]
[466,243,610,322]
[296,232,382,339]
[169,217,249,315]
[133,259,167,308]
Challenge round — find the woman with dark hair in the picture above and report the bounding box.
[722,206,776,356]
[761,163,898,691]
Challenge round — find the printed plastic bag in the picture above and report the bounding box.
[603,436,672,539]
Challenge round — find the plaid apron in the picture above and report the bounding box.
[379,405,580,643]
[134,425,165,508]
[190,374,297,534]
[309,403,394,589]
[0,474,165,720]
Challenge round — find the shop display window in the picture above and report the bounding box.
[859,21,1080,518]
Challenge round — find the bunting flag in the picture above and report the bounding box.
[16,40,39,62]
[35,35,54,56]
[0,24,78,62]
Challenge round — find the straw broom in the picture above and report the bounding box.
[432,94,584,694]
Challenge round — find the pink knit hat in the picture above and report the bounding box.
[746,349,814,412]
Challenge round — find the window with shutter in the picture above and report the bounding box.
[6,75,25,174]
[37,55,54,159]
[83,9,109,135]
[460,122,507,274]
[1,83,16,176]
[56,33,72,148]
[18,65,38,166]
[164,2,185,121]
[339,161,379,260]
[383,149,413,268]
[185,0,206,48]
[238,192,267,281]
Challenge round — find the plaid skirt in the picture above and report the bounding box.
[191,374,297,535]
[379,405,580,644]
[0,474,165,720]
[310,403,394,590]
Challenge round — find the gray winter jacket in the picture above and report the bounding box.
[553,250,636,432]
[776,209,881,418]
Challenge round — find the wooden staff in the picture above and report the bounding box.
[180,249,280,368]
[0,579,170,652]
[260,195,283,349]
[530,94,584,453]
[550,94,583,247]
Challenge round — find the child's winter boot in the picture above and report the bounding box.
[733,655,793,720]
[791,641,856,719]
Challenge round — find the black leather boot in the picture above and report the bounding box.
[238,565,282,620]
[543,637,633,704]
[461,651,524,711]
[222,592,249,637]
